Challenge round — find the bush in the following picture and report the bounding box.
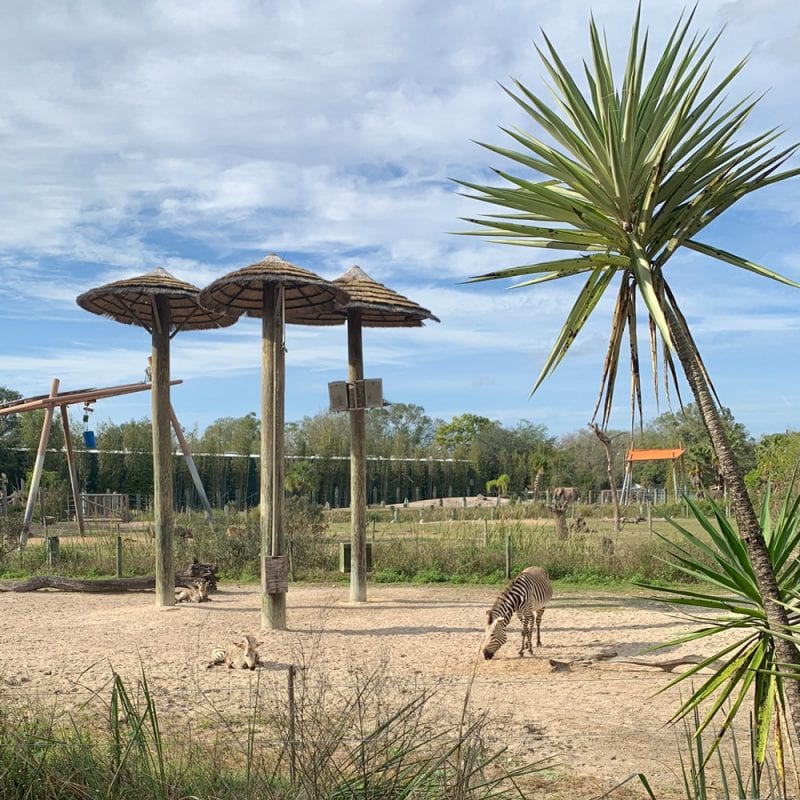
[0,667,545,799]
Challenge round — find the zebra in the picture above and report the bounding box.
[206,635,262,670]
[481,566,553,660]
[175,579,209,603]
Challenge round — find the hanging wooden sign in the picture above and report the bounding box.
[262,555,289,595]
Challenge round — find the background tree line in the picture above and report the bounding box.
[0,384,790,513]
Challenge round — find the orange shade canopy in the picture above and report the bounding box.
[626,448,685,462]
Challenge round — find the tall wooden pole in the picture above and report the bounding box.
[151,296,174,608]
[273,285,286,607]
[59,405,86,537]
[348,310,367,602]
[261,283,286,630]
[20,378,59,546]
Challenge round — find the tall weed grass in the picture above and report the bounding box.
[0,505,710,586]
[371,520,698,585]
[0,665,544,799]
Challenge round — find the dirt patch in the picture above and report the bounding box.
[0,583,730,797]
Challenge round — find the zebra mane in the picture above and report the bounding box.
[488,591,514,625]
[489,571,535,624]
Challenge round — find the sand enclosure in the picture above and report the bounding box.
[0,582,738,797]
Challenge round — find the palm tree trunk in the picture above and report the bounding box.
[589,423,621,532]
[665,305,800,739]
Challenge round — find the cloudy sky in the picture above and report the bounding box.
[1,0,799,440]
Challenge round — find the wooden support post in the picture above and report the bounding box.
[116,531,123,578]
[261,283,286,630]
[59,404,85,537]
[169,405,213,523]
[348,309,367,603]
[273,286,287,615]
[504,531,512,579]
[261,282,275,628]
[20,379,59,547]
[151,297,174,608]
[288,664,297,785]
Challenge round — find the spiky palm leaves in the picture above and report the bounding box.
[648,488,800,772]
[460,7,799,427]
[459,2,800,765]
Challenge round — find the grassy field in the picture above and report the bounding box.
[1,502,717,588]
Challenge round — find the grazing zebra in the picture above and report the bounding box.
[207,635,262,670]
[482,566,553,660]
[175,579,209,603]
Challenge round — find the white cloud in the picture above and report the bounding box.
[0,0,798,437]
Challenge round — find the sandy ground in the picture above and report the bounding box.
[0,582,737,798]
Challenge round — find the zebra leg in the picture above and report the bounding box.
[519,613,534,656]
[535,608,545,647]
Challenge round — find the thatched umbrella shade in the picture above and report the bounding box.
[292,265,439,602]
[199,254,350,630]
[76,267,240,608]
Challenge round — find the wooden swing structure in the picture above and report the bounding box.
[0,377,213,545]
[620,447,687,504]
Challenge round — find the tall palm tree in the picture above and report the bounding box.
[459,8,800,733]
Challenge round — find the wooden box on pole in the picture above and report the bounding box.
[262,555,289,595]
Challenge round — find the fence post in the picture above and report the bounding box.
[46,535,59,568]
[288,664,297,785]
[116,530,123,578]
[504,531,512,579]
[647,502,653,534]
[483,519,488,547]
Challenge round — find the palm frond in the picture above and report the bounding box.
[531,267,617,395]
[461,4,800,426]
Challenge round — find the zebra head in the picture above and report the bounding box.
[482,610,508,660]
[238,635,262,670]
[194,579,209,602]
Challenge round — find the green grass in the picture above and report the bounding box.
[1,505,722,588]
[0,666,547,800]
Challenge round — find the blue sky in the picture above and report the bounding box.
[1,0,799,440]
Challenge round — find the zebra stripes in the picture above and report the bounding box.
[175,579,210,603]
[482,566,553,660]
[206,635,262,670]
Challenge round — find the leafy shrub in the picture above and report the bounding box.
[0,667,546,799]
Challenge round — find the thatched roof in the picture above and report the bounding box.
[289,265,440,327]
[198,254,350,322]
[76,268,240,333]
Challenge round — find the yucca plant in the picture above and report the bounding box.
[642,487,800,783]
[604,709,788,799]
[458,5,800,736]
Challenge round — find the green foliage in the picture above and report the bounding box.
[485,473,509,497]
[179,502,335,581]
[642,488,800,772]
[674,710,787,800]
[607,710,787,799]
[460,7,800,425]
[434,413,493,454]
[0,668,546,799]
[636,405,755,490]
[0,386,23,483]
[285,460,315,495]
[284,496,336,574]
[370,520,689,585]
[0,381,764,513]
[747,431,800,497]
